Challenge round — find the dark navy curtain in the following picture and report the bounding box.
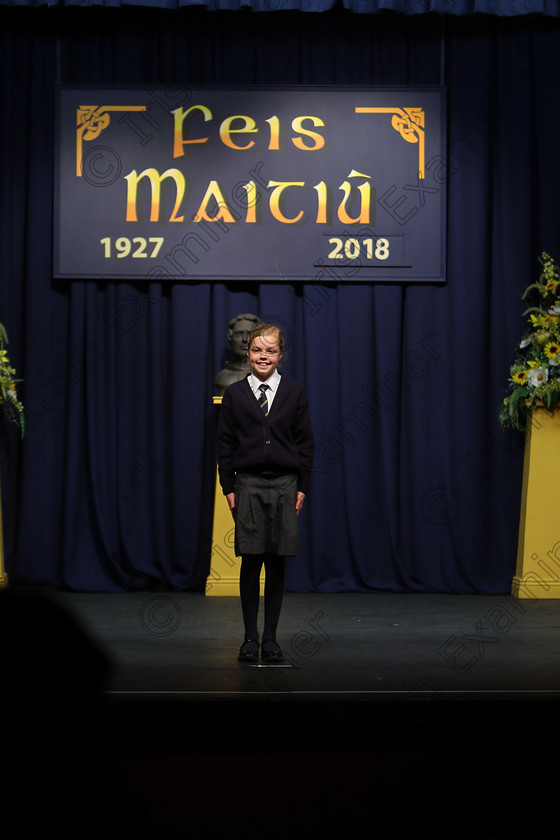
[1,1,560,13]
[1,7,559,593]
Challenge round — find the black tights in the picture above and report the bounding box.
[239,553,286,641]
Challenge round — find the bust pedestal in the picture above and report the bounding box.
[512,407,560,598]
[206,396,264,596]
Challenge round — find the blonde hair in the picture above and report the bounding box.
[247,323,285,354]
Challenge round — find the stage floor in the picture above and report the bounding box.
[50,589,560,739]
[7,588,560,839]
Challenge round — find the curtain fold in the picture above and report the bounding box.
[1,7,558,593]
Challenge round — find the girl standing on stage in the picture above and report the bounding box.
[217,323,314,662]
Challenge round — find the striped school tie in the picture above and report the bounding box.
[258,383,269,416]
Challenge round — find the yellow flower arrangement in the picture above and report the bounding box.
[499,253,560,431]
[0,324,24,437]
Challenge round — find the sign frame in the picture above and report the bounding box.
[54,84,447,284]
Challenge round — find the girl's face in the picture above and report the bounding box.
[247,332,283,382]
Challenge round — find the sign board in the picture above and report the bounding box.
[54,85,446,283]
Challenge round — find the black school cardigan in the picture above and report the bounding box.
[217,375,314,496]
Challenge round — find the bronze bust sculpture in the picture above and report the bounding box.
[213,313,262,395]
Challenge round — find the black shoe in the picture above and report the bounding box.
[238,637,259,662]
[261,639,284,662]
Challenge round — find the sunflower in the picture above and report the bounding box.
[544,341,560,361]
[511,369,528,385]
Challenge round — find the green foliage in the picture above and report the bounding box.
[0,324,24,438]
[500,253,560,431]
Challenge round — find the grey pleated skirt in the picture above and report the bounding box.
[234,472,299,557]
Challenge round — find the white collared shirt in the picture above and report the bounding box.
[248,370,281,411]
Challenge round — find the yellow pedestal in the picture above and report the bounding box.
[512,407,560,598]
[206,396,264,596]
